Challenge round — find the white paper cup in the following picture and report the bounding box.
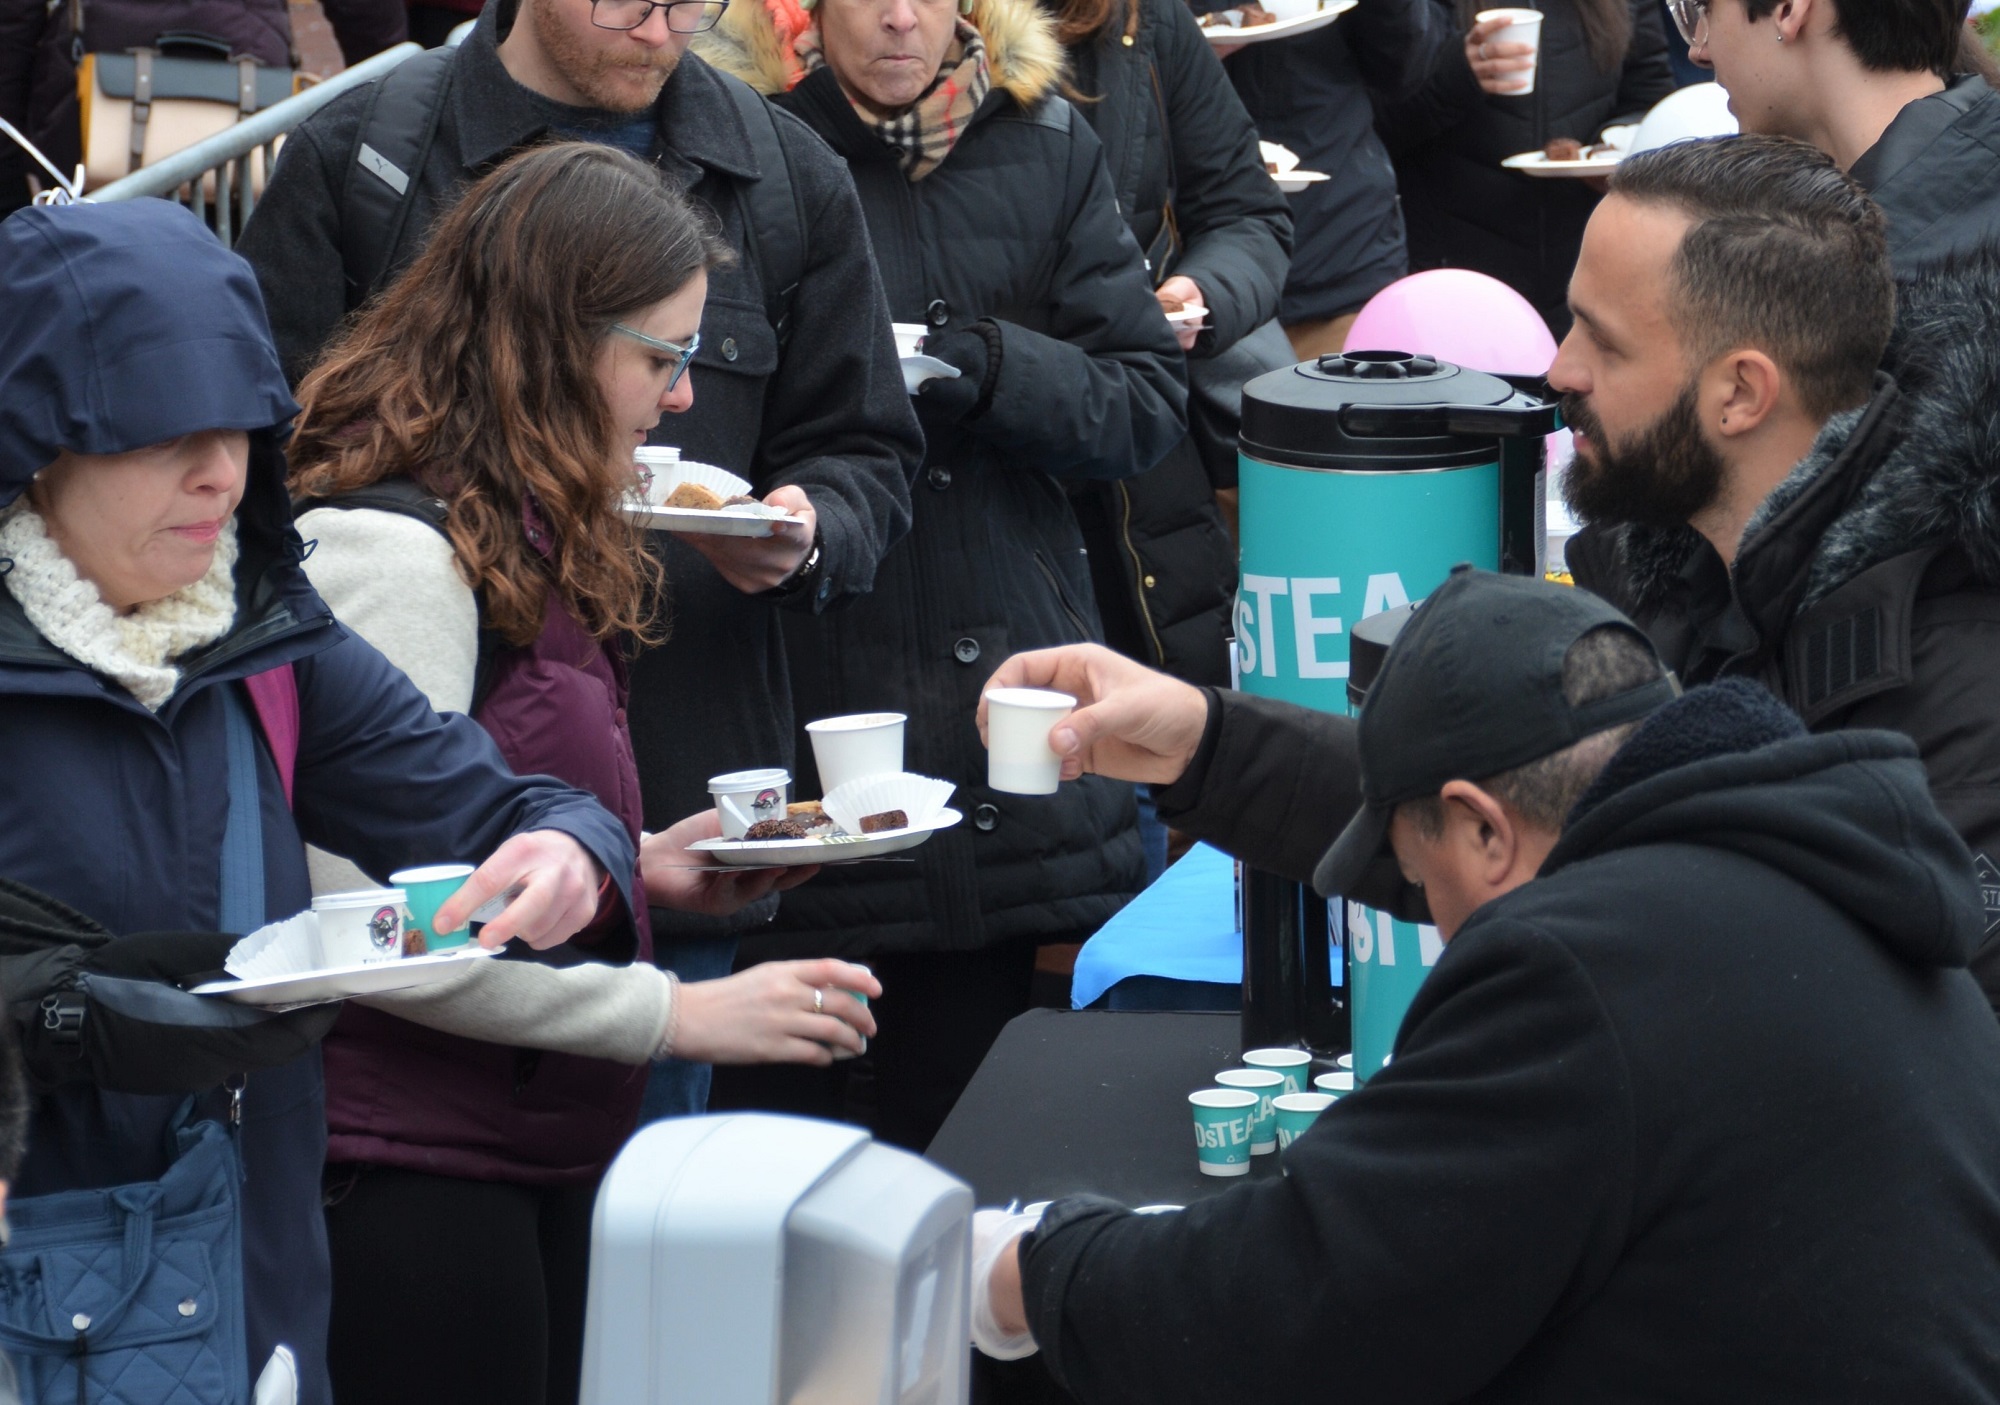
[983,687,1076,795]
[311,889,407,966]
[805,713,907,795]
[709,768,792,839]
[891,322,928,358]
[1476,7,1543,94]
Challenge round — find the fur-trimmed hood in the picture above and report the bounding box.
[1605,250,2000,616]
[694,0,1065,105]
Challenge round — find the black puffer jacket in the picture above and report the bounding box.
[699,0,1184,955]
[236,2,923,942]
[1378,0,1674,334]
[1063,0,1291,686]
[1567,253,2000,1011]
[1851,73,2000,278]
[1026,682,2000,1404]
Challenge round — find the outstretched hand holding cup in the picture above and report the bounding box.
[426,830,608,951]
[978,644,1210,786]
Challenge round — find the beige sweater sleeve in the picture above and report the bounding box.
[358,957,678,1065]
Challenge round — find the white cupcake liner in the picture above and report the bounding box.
[224,909,324,980]
[1259,140,1301,175]
[644,460,754,507]
[823,772,956,836]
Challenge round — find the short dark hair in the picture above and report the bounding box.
[1402,626,1664,837]
[1608,135,1893,421]
[1740,0,1968,75]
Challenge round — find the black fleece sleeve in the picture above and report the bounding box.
[1022,918,1635,1404]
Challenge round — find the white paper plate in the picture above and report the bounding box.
[1273,171,1330,193]
[1163,306,1208,325]
[190,944,499,1009]
[1501,149,1624,178]
[902,354,963,395]
[621,502,803,537]
[1258,140,1300,176]
[690,808,963,867]
[1200,2,1352,46]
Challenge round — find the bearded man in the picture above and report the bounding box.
[1553,133,2000,1010]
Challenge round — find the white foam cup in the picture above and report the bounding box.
[709,768,792,839]
[312,889,407,967]
[805,713,907,795]
[1475,7,1543,93]
[982,687,1076,795]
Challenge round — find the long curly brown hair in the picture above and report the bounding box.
[289,142,733,648]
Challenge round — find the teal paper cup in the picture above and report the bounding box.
[390,864,476,952]
[1214,1068,1286,1154]
[1243,1047,1313,1095]
[1189,1089,1260,1176]
[1313,1070,1357,1098]
[1273,1092,1336,1153]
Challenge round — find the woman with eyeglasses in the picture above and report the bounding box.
[287,141,878,1405]
[1377,0,1676,336]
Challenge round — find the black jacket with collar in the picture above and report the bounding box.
[698,0,1184,954]
[236,6,923,939]
[1851,72,2000,278]
[1024,682,2000,1404]
[1377,0,1675,335]
[1062,0,1291,688]
[1566,254,2000,1009]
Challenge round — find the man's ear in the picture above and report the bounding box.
[1709,348,1785,441]
[1437,780,1516,883]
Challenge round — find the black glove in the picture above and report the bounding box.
[915,322,1002,430]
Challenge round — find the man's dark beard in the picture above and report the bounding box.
[1560,383,1727,530]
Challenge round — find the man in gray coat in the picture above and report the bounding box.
[238,0,924,1115]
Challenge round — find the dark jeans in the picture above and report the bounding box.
[710,938,1043,1152]
[324,1165,600,1405]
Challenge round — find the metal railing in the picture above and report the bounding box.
[84,41,423,247]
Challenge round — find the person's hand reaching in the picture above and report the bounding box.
[1156,276,1208,352]
[641,810,820,915]
[433,829,605,950]
[978,644,1209,786]
[670,959,881,1064]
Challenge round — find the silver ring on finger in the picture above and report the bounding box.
[813,987,825,1015]
[1479,42,1489,58]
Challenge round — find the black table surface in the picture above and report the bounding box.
[927,1008,1304,1208]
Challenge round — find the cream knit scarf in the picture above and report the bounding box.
[0,503,240,711]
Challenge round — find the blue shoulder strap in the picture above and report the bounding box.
[217,686,267,935]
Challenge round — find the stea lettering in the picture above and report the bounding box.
[1236,573,1412,682]
[1195,1115,1253,1150]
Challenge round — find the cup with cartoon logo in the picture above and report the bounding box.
[1215,1068,1287,1154]
[1190,1089,1261,1177]
[708,768,793,839]
[312,888,408,966]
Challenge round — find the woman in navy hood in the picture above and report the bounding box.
[0,200,634,1403]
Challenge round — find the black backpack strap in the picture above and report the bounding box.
[719,72,806,349]
[293,480,505,714]
[340,44,455,310]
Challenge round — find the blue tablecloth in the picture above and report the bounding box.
[1072,842,1241,1008]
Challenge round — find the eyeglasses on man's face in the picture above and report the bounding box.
[589,0,729,32]
[1667,0,1708,46]
[612,323,701,391]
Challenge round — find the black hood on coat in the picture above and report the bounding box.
[1544,678,1984,969]
[1601,248,2000,615]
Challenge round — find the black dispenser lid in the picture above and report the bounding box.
[1346,602,1417,710]
[1240,350,1561,470]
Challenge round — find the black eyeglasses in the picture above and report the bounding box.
[590,0,729,31]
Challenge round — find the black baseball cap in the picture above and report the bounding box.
[1312,566,1678,900]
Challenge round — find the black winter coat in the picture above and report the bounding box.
[1027,682,2000,1404]
[699,7,1186,954]
[1852,73,2000,278]
[235,4,923,942]
[1567,254,2000,1013]
[1218,0,1446,322]
[1378,0,1674,334]
[1064,0,1291,686]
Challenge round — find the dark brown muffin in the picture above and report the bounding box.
[745,818,811,840]
[859,810,909,834]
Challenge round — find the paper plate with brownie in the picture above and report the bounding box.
[623,457,805,537]
[691,773,963,866]
[1502,133,1628,178]
[1258,141,1329,193]
[1198,0,1354,46]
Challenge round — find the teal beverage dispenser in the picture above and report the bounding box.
[1234,351,1558,1077]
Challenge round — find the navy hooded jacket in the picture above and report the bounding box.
[0,200,635,1405]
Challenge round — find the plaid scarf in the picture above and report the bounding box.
[797,20,990,181]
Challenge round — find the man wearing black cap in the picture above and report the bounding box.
[971,568,2000,1403]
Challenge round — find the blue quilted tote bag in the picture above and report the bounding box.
[0,1115,247,1405]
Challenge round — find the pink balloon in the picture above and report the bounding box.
[1341,270,1558,378]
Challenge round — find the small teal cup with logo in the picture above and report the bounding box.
[1273,1092,1336,1152]
[390,864,477,952]
[1189,1089,1261,1176]
[1243,1047,1313,1095]
[1215,1068,1286,1154]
